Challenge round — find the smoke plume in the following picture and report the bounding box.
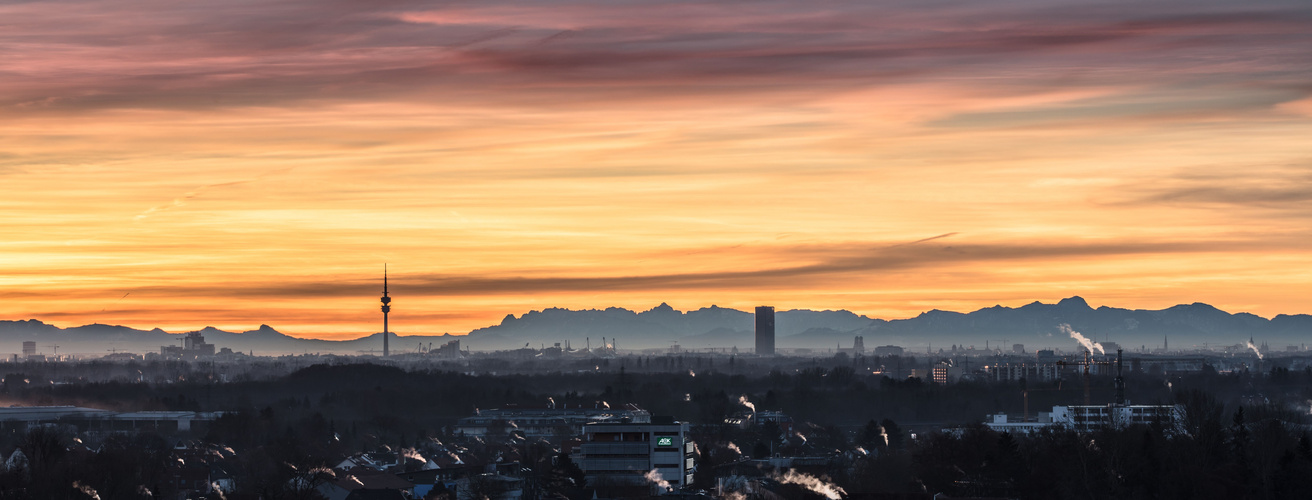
[1247,340,1264,360]
[644,469,673,492]
[717,476,751,499]
[1059,324,1104,355]
[446,451,464,464]
[73,481,100,500]
[772,469,846,499]
[400,448,427,464]
[738,395,756,412]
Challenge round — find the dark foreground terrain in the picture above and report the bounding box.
[0,354,1309,499]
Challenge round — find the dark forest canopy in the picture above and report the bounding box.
[0,358,1310,498]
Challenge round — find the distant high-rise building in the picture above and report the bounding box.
[755,306,775,356]
[21,341,36,357]
[183,332,215,356]
[873,345,905,357]
[158,331,215,359]
[932,360,962,384]
[1012,343,1025,354]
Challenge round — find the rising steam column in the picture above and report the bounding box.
[381,266,391,358]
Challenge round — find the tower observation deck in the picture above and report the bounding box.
[381,265,391,357]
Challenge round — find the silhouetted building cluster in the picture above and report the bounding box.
[873,345,904,357]
[455,403,651,438]
[0,406,223,433]
[983,362,1061,382]
[159,332,215,359]
[430,339,461,358]
[724,409,795,434]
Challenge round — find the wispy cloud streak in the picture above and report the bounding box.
[2,1,1310,114]
[68,235,1295,299]
[4,0,1312,335]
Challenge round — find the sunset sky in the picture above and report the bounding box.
[3,0,1311,339]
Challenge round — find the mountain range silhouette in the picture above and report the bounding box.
[2,297,1308,355]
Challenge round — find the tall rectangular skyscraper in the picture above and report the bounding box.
[755,306,775,356]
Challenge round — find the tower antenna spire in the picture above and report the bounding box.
[381,264,391,358]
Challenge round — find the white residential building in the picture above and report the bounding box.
[985,404,1184,435]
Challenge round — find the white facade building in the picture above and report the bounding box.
[985,404,1184,434]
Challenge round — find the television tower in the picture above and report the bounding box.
[381,265,391,357]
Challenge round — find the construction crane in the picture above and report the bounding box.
[1056,349,1112,405]
[1021,379,1067,422]
[45,344,60,356]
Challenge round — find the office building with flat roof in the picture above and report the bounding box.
[873,345,904,357]
[579,418,695,494]
[755,306,775,356]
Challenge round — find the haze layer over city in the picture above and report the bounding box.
[3,0,1312,499]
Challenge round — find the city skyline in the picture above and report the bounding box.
[4,0,1312,339]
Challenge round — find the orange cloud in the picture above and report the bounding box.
[2,0,1312,338]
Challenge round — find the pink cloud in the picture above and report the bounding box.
[0,0,1307,120]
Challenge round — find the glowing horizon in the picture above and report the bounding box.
[4,0,1311,340]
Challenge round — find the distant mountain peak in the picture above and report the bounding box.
[916,309,963,319]
[644,302,678,314]
[1166,302,1221,312]
[1057,296,1092,309]
[240,324,282,336]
